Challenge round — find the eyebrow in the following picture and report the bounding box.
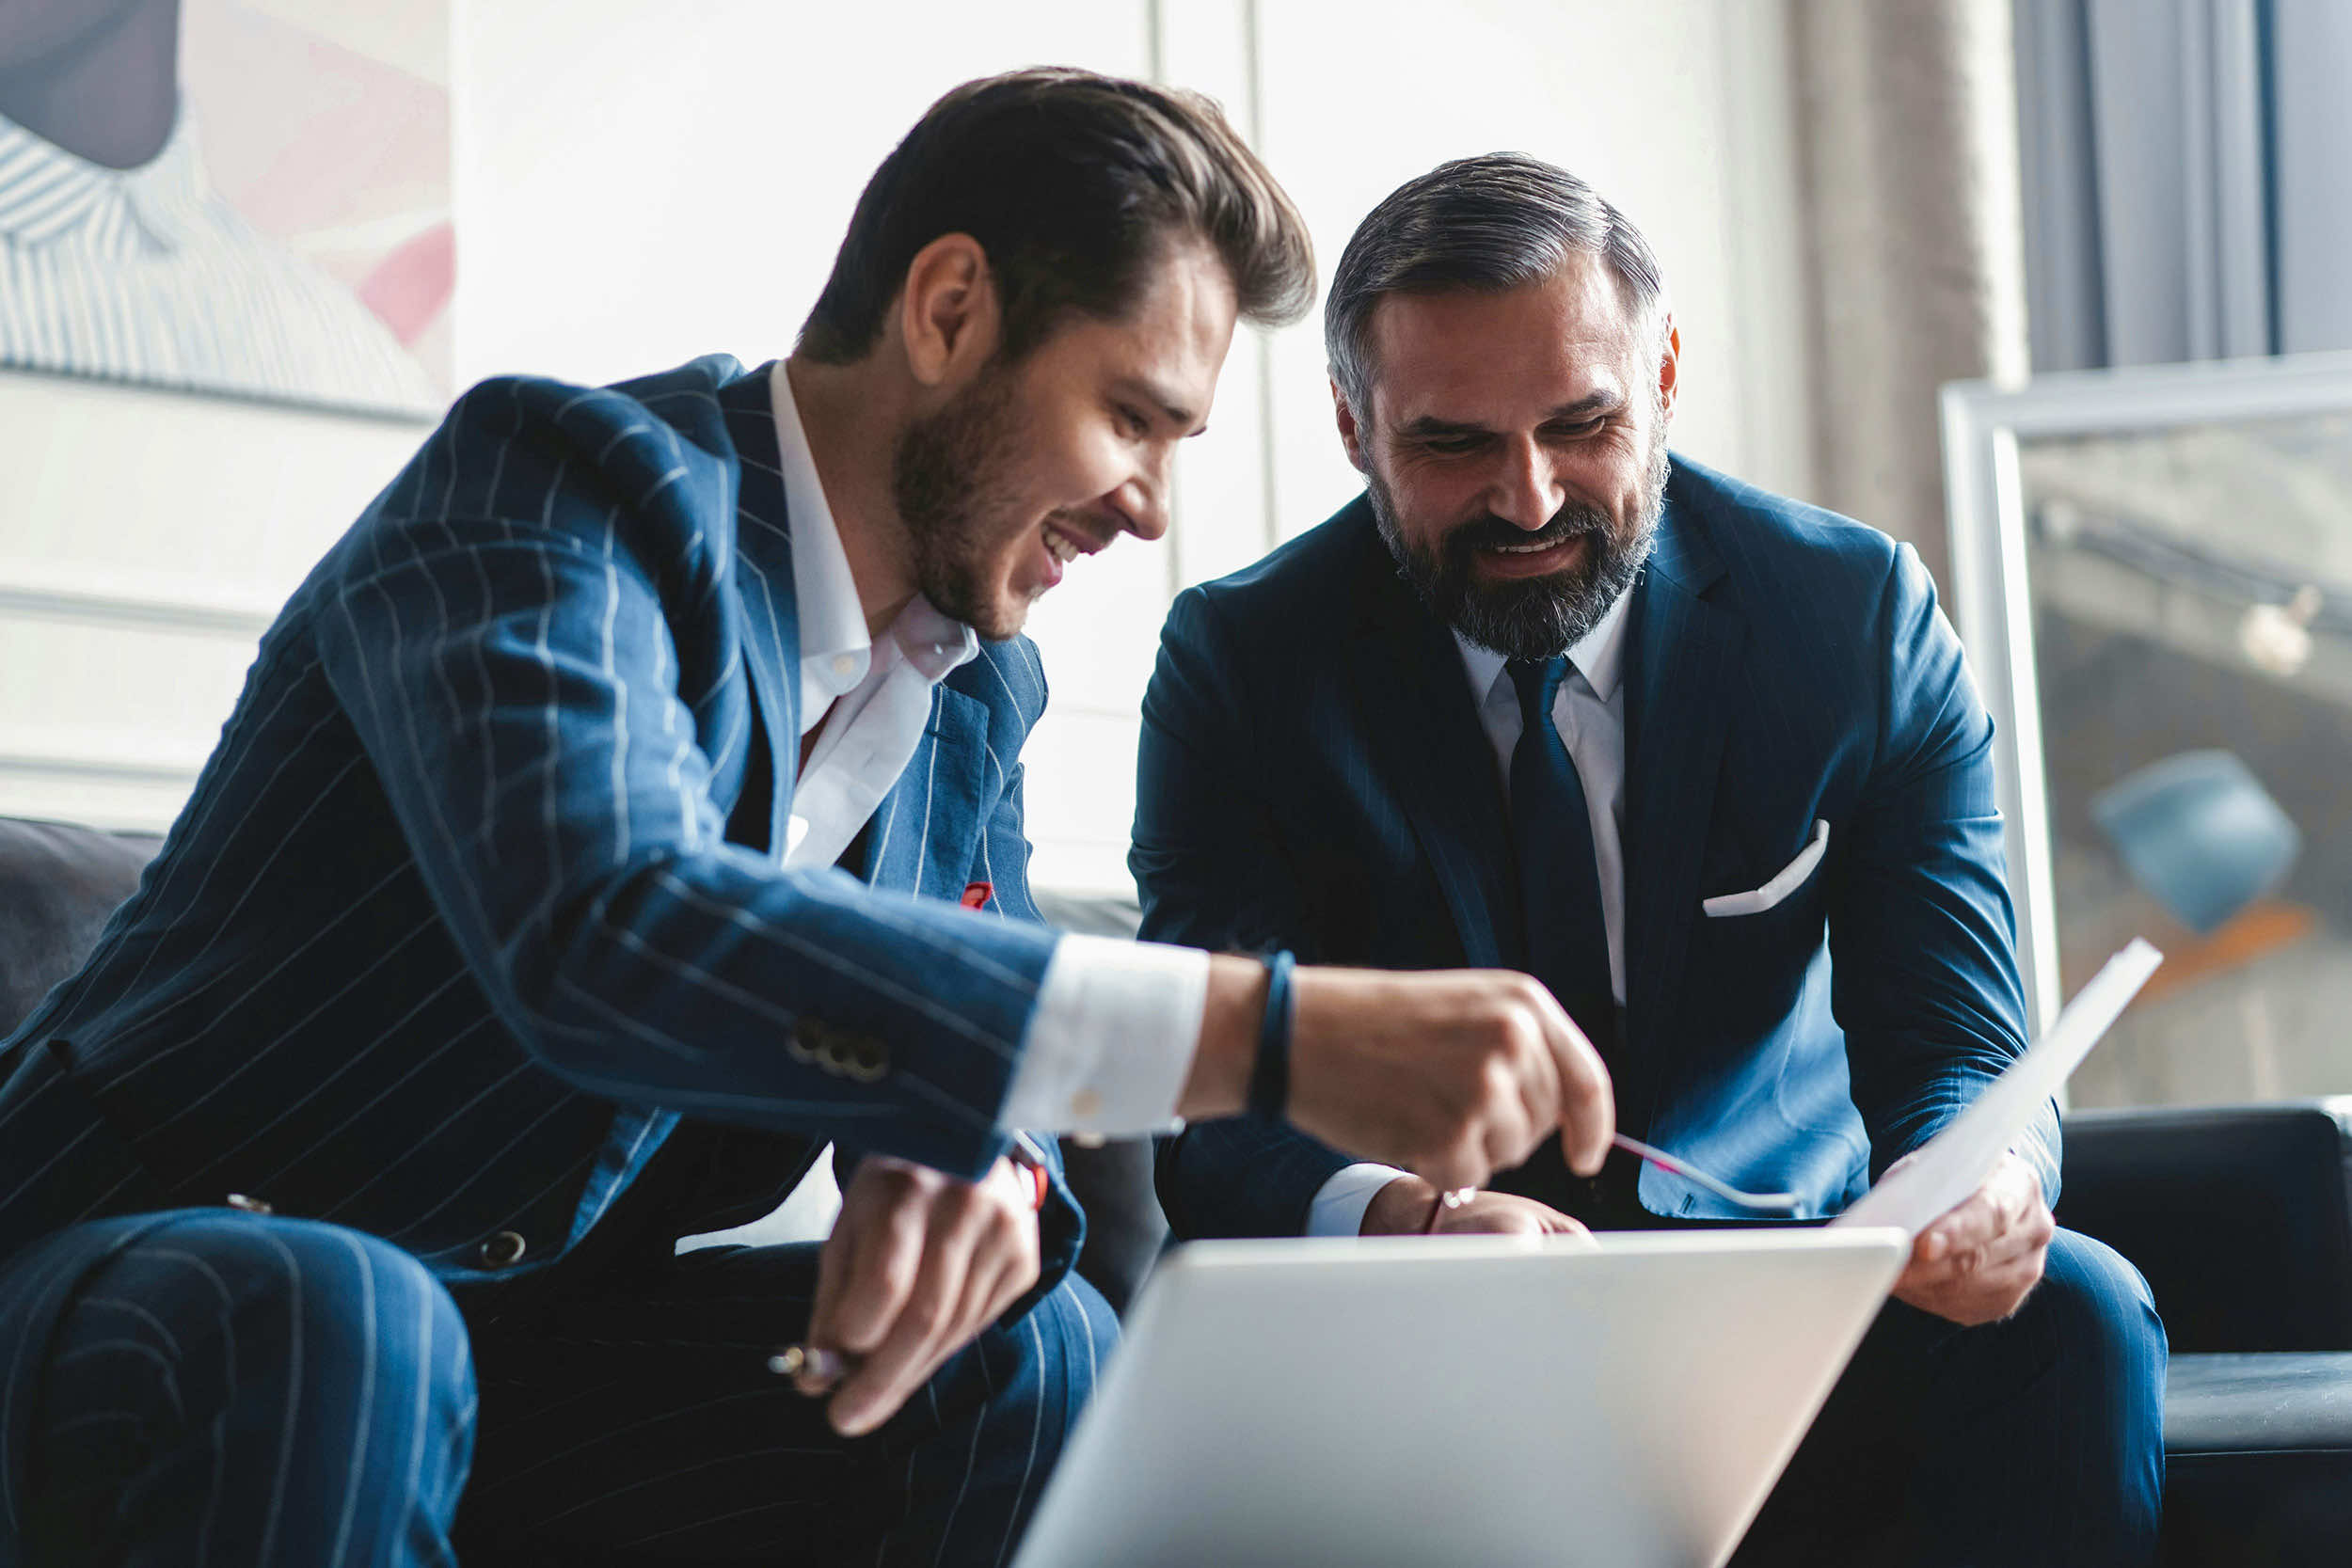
[1115,375,1205,436]
[1395,389,1624,439]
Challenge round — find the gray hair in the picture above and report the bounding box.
[1325,152,1665,419]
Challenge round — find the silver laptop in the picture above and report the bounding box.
[1013,1227,1907,1568]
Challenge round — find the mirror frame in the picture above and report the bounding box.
[1939,347,2352,1037]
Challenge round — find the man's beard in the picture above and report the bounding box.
[1369,435,1669,661]
[890,364,1032,641]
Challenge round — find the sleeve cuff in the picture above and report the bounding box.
[999,933,1209,1137]
[1308,1163,1410,1237]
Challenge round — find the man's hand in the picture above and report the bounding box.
[1891,1149,2054,1326]
[797,1154,1041,1436]
[1359,1175,1594,1240]
[1181,959,1614,1193]
[1288,967,1615,1190]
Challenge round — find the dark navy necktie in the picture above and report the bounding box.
[1506,657,1616,1057]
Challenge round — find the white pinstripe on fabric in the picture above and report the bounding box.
[932,1331,995,1567]
[52,1340,183,1420]
[174,1244,238,1565]
[995,1311,1051,1568]
[324,1231,381,1566]
[251,1230,308,1565]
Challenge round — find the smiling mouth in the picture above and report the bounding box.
[1042,518,1105,566]
[1468,532,1592,578]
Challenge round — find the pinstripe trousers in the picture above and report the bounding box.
[2,1210,1113,1567]
[6,1210,475,1566]
[0,1033,1113,1567]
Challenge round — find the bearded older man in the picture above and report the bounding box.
[1134,153,2167,1565]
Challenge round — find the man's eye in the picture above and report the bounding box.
[1116,404,1152,438]
[1547,417,1608,438]
[1423,436,1485,455]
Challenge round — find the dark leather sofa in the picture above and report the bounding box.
[2058,1101,2352,1565]
[5,813,2348,1561]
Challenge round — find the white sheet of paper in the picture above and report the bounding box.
[1831,939,2163,1237]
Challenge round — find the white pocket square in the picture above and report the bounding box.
[1702,819,1830,917]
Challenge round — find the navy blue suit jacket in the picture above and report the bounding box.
[1137,458,2055,1237]
[0,356,1082,1300]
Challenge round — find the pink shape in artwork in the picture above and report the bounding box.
[357,222,455,347]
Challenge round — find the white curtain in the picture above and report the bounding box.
[1789,0,2030,586]
[2015,0,2352,370]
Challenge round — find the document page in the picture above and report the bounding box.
[1832,940,2163,1237]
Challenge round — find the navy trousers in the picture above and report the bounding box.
[1731,1227,2168,1567]
[0,1210,1112,1566]
[455,1241,1114,1564]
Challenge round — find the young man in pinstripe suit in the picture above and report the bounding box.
[0,71,1615,1566]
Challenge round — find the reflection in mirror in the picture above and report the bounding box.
[2012,408,2352,1107]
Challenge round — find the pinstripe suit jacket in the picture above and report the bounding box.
[1138,459,2056,1236]
[0,355,1081,1297]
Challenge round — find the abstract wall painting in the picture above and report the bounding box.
[0,0,452,416]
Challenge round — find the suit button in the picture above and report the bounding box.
[796,1021,853,1074]
[479,1230,529,1269]
[1070,1088,1103,1120]
[224,1193,274,1215]
[850,1041,887,1080]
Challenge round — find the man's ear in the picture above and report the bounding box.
[898,233,1000,388]
[1656,313,1681,421]
[1332,378,1372,475]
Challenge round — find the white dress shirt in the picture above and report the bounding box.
[1307,590,1636,1237]
[0,110,437,412]
[681,365,1208,1249]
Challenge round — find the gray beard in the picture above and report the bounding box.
[1369,436,1670,661]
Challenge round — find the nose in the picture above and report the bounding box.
[1488,435,1563,532]
[1111,449,1173,542]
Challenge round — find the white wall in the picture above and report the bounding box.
[0,0,1815,892]
[0,372,428,828]
[1252,0,1816,537]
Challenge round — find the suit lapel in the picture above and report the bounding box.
[718,369,801,857]
[1345,506,1517,969]
[1620,494,1740,1134]
[866,684,989,898]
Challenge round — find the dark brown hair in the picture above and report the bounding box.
[798,68,1313,365]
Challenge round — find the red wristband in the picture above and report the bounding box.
[1007,1132,1050,1212]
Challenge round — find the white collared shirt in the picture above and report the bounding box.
[1309,590,1637,1237]
[0,110,437,412]
[685,368,1210,1249]
[769,361,983,869]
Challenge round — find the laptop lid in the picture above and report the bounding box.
[1013,1227,1906,1568]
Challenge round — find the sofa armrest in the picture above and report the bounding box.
[0,816,163,1037]
[2057,1101,2352,1353]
